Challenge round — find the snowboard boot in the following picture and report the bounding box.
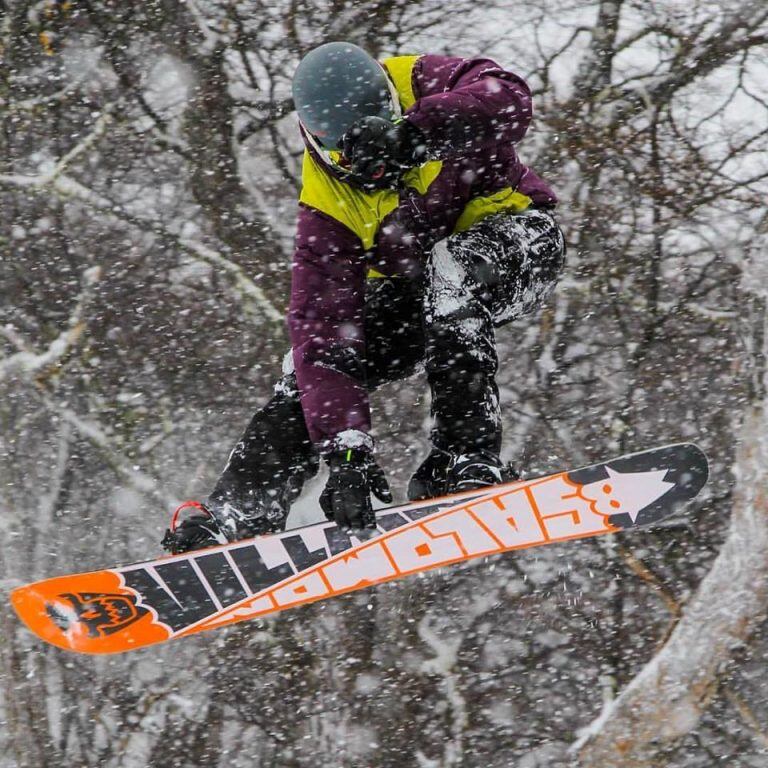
[161,489,290,555]
[408,448,519,501]
[208,486,292,540]
[407,447,452,501]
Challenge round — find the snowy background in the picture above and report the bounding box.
[1,1,768,766]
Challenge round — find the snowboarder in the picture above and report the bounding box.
[163,42,566,554]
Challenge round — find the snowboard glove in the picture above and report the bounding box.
[320,448,392,532]
[341,116,427,187]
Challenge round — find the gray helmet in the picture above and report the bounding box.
[292,42,394,151]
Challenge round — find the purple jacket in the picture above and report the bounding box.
[288,54,557,449]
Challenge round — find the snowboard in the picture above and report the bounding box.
[10,443,708,655]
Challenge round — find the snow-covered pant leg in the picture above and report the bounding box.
[209,369,320,530]
[425,209,566,453]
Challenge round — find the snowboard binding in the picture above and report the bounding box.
[161,501,229,555]
[450,451,520,491]
[408,448,519,500]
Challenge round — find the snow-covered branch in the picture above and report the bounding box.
[612,4,768,124]
[0,266,101,383]
[43,397,171,509]
[48,106,116,184]
[0,266,169,508]
[0,171,283,324]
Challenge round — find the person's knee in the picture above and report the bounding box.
[426,238,473,320]
[487,212,565,325]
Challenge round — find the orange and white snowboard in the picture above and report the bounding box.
[10,443,708,654]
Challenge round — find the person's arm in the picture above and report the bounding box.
[287,204,372,451]
[289,204,393,530]
[406,55,534,157]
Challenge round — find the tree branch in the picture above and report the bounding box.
[0,172,283,323]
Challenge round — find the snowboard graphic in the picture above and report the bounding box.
[10,443,708,654]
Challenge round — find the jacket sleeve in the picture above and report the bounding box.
[405,55,533,157]
[287,204,371,449]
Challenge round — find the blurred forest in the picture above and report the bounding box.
[1,1,767,766]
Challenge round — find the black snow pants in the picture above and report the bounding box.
[210,209,566,523]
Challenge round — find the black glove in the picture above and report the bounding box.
[320,449,392,531]
[341,116,427,186]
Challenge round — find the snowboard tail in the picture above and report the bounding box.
[10,443,708,654]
